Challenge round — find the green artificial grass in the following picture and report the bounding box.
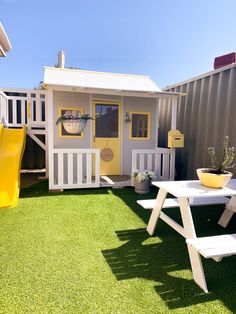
[0,181,236,313]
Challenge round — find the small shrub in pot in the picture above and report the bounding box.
[132,170,157,194]
[197,136,236,188]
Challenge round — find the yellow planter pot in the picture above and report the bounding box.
[196,168,232,189]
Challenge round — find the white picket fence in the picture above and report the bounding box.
[49,149,100,190]
[0,89,47,128]
[132,148,175,181]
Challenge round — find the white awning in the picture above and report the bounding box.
[0,23,12,57]
[44,67,183,99]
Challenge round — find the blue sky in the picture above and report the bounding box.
[1,0,236,89]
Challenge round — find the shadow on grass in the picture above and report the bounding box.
[112,187,236,236]
[102,228,236,311]
[20,180,111,199]
[109,187,236,311]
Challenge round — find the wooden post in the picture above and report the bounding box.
[171,97,177,130]
[170,97,178,180]
[45,91,49,178]
[155,98,159,147]
[47,89,54,189]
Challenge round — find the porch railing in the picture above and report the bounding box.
[49,149,100,190]
[0,89,47,128]
[0,91,8,124]
[132,148,175,181]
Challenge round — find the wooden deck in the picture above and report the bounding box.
[100,175,131,188]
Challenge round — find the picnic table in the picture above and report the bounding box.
[137,179,236,292]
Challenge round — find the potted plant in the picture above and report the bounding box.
[56,111,93,134]
[197,136,236,188]
[132,170,157,194]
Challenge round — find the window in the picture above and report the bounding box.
[130,112,150,139]
[58,107,84,138]
[95,103,119,138]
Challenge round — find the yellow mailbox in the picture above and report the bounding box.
[168,130,184,148]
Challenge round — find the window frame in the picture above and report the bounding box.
[94,102,120,139]
[58,107,84,139]
[129,111,150,140]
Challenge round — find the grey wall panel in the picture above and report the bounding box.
[162,65,236,180]
[122,96,157,175]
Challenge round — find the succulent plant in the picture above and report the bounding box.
[56,112,92,125]
[132,170,157,183]
[207,136,236,174]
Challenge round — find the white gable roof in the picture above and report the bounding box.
[0,23,12,57]
[44,67,162,92]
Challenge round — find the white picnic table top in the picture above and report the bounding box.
[152,179,236,198]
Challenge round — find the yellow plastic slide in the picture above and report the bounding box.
[0,124,26,208]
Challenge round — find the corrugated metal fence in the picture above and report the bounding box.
[160,63,236,180]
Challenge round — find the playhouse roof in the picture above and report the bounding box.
[0,23,12,57]
[44,67,182,99]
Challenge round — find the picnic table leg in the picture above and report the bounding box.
[218,196,236,228]
[178,197,208,293]
[147,188,167,236]
[186,244,208,293]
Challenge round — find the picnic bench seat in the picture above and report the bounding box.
[186,234,236,259]
[137,196,229,210]
[186,234,236,292]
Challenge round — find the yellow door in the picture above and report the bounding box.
[93,101,121,175]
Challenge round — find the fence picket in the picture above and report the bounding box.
[147,154,153,170]
[154,154,161,178]
[58,153,64,186]
[86,153,92,184]
[77,153,83,184]
[68,153,74,185]
[140,154,145,170]
[12,99,17,125]
[162,154,170,180]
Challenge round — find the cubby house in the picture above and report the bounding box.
[0,52,183,190]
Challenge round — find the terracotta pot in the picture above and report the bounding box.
[134,179,151,194]
[196,168,232,189]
